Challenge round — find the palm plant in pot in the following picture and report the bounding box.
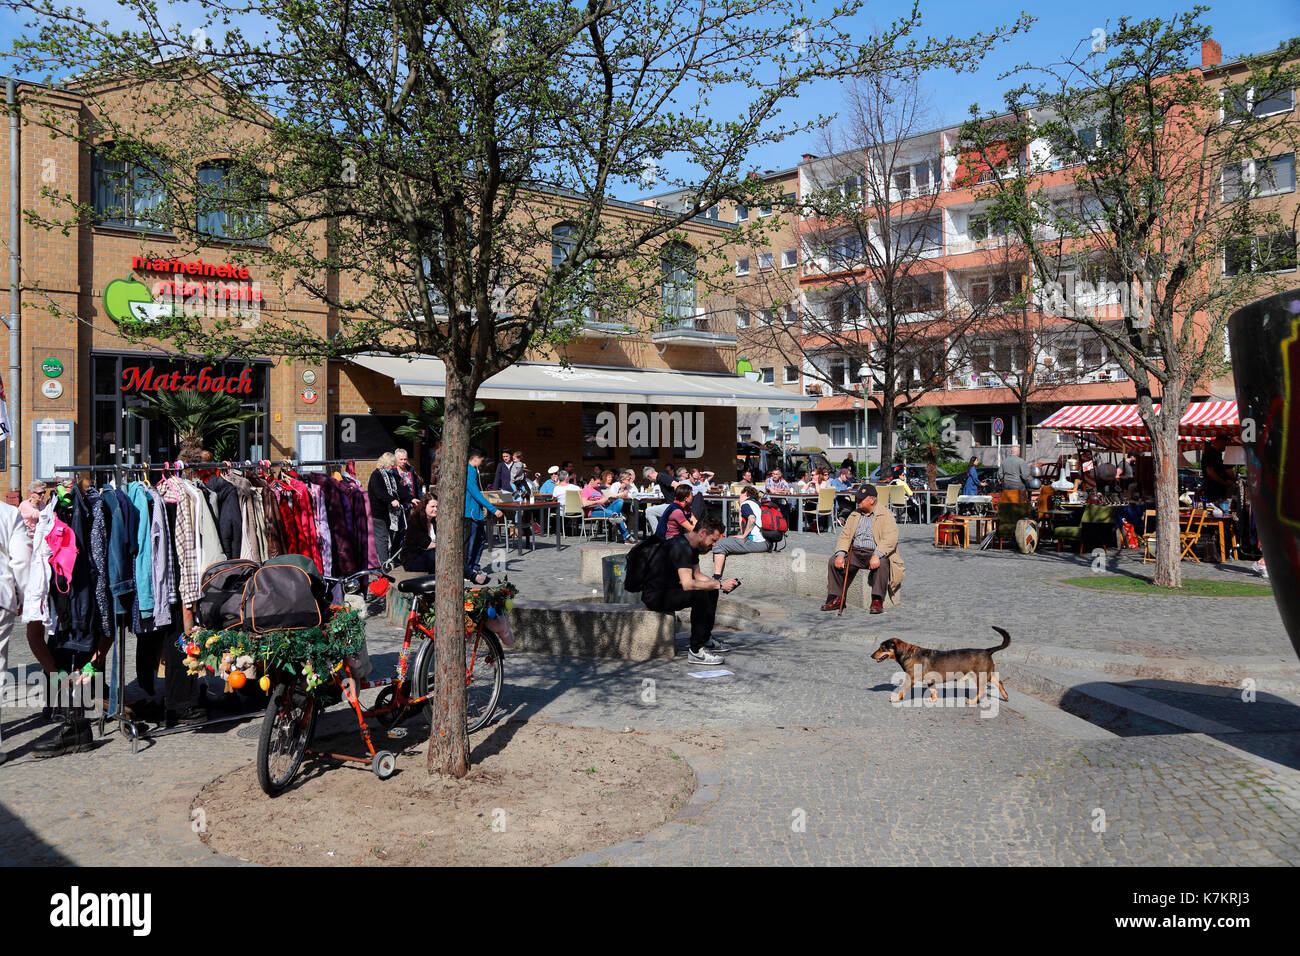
[128,388,263,462]
[897,407,958,491]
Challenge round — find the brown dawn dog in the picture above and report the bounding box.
[871,627,1011,704]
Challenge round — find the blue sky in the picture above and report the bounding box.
[1,1,1295,196]
[723,1,1300,177]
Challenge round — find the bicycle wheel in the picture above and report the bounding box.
[412,628,504,734]
[256,681,318,797]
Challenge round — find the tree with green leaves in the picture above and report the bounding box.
[896,406,956,490]
[958,10,1300,587]
[393,396,498,481]
[7,0,1028,775]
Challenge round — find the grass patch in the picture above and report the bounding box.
[1060,575,1273,597]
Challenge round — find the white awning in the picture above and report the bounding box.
[349,354,817,409]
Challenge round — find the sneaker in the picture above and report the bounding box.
[688,648,725,665]
[703,636,731,651]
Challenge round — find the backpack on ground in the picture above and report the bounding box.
[624,536,664,593]
[240,558,329,633]
[758,498,788,547]
[197,559,260,630]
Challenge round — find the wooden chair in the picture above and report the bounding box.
[934,519,965,548]
[1140,510,1158,563]
[1179,508,1208,563]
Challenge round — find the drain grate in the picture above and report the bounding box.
[235,724,261,740]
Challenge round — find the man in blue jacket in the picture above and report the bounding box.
[466,447,504,585]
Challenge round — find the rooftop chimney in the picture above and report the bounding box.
[801,153,818,163]
[1201,39,1222,69]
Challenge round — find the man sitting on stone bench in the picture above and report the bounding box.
[710,485,769,578]
[822,485,906,614]
[641,515,739,665]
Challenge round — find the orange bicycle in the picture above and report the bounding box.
[256,569,505,796]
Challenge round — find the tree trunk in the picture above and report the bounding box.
[1018,400,1030,463]
[427,373,473,777]
[878,392,895,468]
[1150,416,1184,589]
[925,459,937,491]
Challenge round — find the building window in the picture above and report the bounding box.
[1222,153,1296,201]
[759,203,773,218]
[196,162,268,241]
[783,191,797,206]
[736,308,751,328]
[1223,85,1295,121]
[704,205,720,220]
[895,278,937,312]
[893,158,941,198]
[735,204,749,222]
[782,304,798,325]
[1224,230,1298,276]
[736,256,750,276]
[830,231,866,265]
[758,251,774,271]
[830,422,848,447]
[661,241,697,321]
[893,216,942,253]
[969,273,1023,305]
[784,365,799,384]
[761,367,775,384]
[759,308,774,326]
[92,146,168,230]
[781,248,798,268]
[838,174,864,201]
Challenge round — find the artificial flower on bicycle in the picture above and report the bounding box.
[185,608,367,690]
[422,580,518,648]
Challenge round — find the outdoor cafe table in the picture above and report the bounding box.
[494,500,561,554]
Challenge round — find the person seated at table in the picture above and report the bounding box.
[829,465,855,492]
[962,456,986,497]
[739,468,757,485]
[765,469,791,494]
[538,465,560,495]
[822,485,905,614]
[642,465,679,532]
[655,484,697,539]
[401,494,438,573]
[1201,435,1235,513]
[711,485,770,576]
[581,473,632,542]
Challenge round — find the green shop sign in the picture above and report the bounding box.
[41,357,64,378]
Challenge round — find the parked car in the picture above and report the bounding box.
[869,463,964,489]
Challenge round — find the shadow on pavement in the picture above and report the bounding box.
[0,800,74,865]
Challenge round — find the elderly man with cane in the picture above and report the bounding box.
[821,485,906,614]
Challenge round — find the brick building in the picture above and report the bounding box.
[0,74,811,492]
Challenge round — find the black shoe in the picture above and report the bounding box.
[32,717,94,758]
[166,707,209,728]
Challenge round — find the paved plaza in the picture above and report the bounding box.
[2,523,1299,865]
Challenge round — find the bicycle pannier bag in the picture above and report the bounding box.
[240,562,325,633]
[196,559,260,630]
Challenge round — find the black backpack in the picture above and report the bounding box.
[240,556,329,633]
[624,536,664,593]
[197,559,260,630]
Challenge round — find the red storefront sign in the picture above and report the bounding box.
[121,366,254,395]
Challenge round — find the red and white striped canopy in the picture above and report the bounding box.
[1038,401,1239,441]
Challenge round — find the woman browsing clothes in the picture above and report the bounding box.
[367,452,404,567]
[401,493,438,573]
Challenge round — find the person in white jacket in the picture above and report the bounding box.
[0,500,25,764]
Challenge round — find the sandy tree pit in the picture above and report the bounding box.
[192,720,696,866]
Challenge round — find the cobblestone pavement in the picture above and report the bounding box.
[2,524,1298,865]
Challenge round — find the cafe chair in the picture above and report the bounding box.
[810,486,839,533]
[943,483,960,511]
[560,488,585,538]
[1140,509,1158,563]
[888,485,910,524]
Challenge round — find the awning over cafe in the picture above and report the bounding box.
[1038,401,1240,452]
[349,354,817,409]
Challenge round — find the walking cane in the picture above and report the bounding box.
[836,551,851,618]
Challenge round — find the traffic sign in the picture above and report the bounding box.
[992,417,1004,437]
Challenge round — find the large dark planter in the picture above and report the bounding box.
[1228,288,1300,661]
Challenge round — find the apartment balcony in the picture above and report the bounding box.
[651,298,737,347]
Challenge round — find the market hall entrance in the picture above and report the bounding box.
[91,353,271,465]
